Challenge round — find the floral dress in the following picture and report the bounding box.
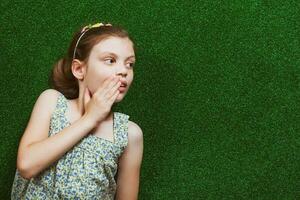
[11,92,130,199]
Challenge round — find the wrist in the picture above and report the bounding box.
[81,114,96,128]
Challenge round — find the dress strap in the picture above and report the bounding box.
[49,92,68,137]
[55,92,68,115]
[114,112,130,152]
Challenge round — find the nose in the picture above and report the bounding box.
[115,64,128,77]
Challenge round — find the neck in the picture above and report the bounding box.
[76,83,114,122]
[77,83,85,116]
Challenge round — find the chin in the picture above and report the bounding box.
[114,92,125,103]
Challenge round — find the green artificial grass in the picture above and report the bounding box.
[1,0,299,199]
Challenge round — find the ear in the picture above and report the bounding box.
[71,59,87,81]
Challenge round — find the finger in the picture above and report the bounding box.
[108,88,120,103]
[95,75,117,96]
[105,80,121,99]
[101,76,121,97]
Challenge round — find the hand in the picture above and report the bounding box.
[82,75,121,126]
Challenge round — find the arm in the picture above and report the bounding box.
[115,121,144,200]
[17,89,95,179]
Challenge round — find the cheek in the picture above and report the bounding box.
[127,72,134,85]
[85,71,112,94]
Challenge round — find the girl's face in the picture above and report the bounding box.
[84,36,135,103]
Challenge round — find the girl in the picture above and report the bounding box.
[11,22,143,199]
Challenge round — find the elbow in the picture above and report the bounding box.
[17,158,34,180]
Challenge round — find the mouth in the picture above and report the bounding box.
[120,80,128,87]
[118,85,127,93]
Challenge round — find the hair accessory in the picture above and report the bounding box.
[73,22,112,60]
[80,22,112,33]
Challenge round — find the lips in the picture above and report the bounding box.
[120,79,127,87]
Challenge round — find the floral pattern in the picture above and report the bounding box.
[11,92,129,199]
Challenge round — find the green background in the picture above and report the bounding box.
[1,0,300,199]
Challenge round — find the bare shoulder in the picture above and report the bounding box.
[128,120,143,144]
[33,88,63,123]
[33,89,62,116]
[18,89,61,147]
[31,89,62,119]
[39,88,61,101]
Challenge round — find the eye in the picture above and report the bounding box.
[104,58,115,65]
[127,62,135,68]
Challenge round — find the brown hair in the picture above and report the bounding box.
[48,23,135,99]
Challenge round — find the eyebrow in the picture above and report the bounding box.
[101,52,135,60]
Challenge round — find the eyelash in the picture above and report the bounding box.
[104,58,135,68]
